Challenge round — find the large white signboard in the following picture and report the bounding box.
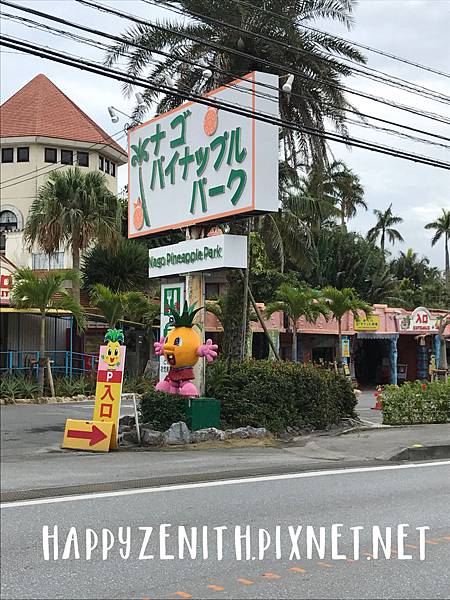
[149,234,247,278]
[128,72,279,237]
[159,282,185,381]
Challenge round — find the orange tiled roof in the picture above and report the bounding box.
[0,74,126,157]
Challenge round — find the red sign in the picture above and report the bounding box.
[1,274,12,304]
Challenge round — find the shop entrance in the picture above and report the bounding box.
[355,338,391,385]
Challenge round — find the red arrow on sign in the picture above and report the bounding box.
[67,424,108,447]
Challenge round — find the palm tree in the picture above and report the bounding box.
[328,160,366,229]
[81,239,150,292]
[390,248,430,287]
[90,284,159,331]
[265,283,329,362]
[425,209,450,288]
[106,0,365,167]
[367,204,404,254]
[24,167,121,303]
[10,269,86,396]
[130,137,151,227]
[321,287,371,369]
[106,0,365,360]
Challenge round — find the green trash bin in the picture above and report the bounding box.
[184,397,221,431]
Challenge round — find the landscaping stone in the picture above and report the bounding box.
[122,430,138,444]
[119,415,136,427]
[164,421,191,445]
[190,427,226,443]
[142,429,165,447]
[225,426,268,439]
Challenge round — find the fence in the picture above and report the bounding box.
[0,350,100,377]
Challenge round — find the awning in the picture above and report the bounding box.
[0,308,72,315]
[356,332,399,340]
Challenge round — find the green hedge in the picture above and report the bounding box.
[380,381,450,425]
[140,359,356,433]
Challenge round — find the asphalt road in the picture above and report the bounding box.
[1,461,449,599]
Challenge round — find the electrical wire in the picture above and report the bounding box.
[75,0,450,125]
[2,35,450,173]
[0,128,126,189]
[3,1,450,146]
[141,0,450,105]
[229,0,450,80]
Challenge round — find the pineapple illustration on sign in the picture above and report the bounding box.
[101,328,124,369]
[204,107,218,136]
[130,137,151,229]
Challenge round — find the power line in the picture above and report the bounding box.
[4,15,448,153]
[230,0,450,79]
[3,1,450,145]
[75,0,450,126]
[2,35,450,173]
[141,0,450,106]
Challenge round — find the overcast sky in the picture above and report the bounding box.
[1,0,449,268]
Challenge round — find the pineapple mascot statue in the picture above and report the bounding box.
[154,301,218,396]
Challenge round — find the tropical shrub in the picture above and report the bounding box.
[0,375,39,400]
[53,376,96,397]
[141,360,356,433]
[380,381,450,425]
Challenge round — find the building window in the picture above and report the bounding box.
[0,234,5,253]
[111,162,116,177]
[0,210,18,232]
[44,148,57,163]
[32,252,65,270]
[105,159,110,174]
[1,148,14,163]
[99,155,104,171]
[17,147,29,162]
[61,150,73,165]
[77,151,89,167]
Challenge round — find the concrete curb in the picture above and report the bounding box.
[0,396,94,405]
[389,444,450,461]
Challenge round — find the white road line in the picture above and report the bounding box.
[1,461,449,509]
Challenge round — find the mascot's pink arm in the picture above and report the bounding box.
[154,336,166,356]
[197,339,218,363]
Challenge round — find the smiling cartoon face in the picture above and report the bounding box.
[164,326,200,368]
[105,340,121,369]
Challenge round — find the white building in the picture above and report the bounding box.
[0,74,127,375]
[0,73,127,268]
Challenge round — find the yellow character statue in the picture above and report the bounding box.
[154,302,218,396]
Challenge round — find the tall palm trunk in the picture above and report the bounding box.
[38,311,46,396]
[337,319,343,369]
[445,232,449,290]
[292,318,298,362]
[341,199,346,230]
[380,230,385,255]
[72,244,80,304]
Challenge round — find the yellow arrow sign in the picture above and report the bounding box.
[62,420,113,452]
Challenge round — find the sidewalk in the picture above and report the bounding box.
[1,398,449,501]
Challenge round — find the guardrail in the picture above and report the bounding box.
[0,350,100,377]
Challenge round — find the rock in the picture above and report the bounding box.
[190,427,225,443]
[141,429,164,447]
[123,430,138,444]
[225,426,268,440]
[164,421,191,445]
[119,415,136,427]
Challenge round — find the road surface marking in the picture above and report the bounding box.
[207,584,225,591]
[262,572,281,580]
[362,552,374,558]
[442,536,450,541]
[346,558,356,562]
[237,578,254,585]
[289,567,306,573]
[317,562,333,568]
[405,544,418,549]
[425,539,439,545]
[2,460,449,509]
[173,593,192,599]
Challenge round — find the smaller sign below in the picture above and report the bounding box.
[149,234,247,278]
[160,282,185,381]
[342,336,351,358]
[62,420,113,452]
[354,315,380,331]
[399,306,438,332]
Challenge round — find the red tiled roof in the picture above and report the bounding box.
[0,74,126,157]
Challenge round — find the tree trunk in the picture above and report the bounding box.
[222,221,248,361]
[337,319,343,369]
[72,243,81,304]
[292,319,298,362]
[38,312,46,396]
[381,231,385,255]
[445,232,449,290]
[341,199,346,230]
